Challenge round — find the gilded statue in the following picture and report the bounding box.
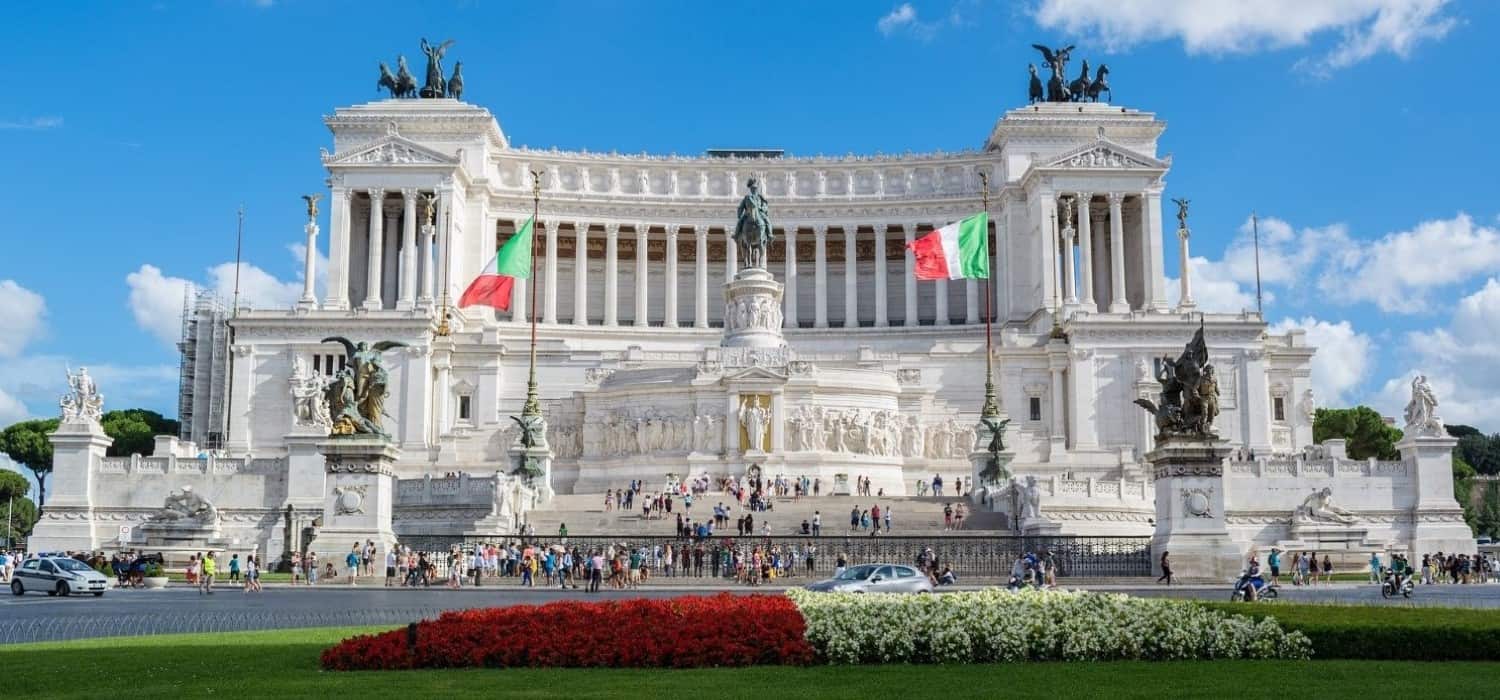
[320,337,409,438]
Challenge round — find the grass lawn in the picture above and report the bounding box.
[4,626,1499,699]
[1203,601,1500,628]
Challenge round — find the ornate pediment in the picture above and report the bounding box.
[324,134,458,167]
[722,365,788,383]
[1044,139,1166,170]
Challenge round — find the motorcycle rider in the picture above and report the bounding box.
[1387,552,1412,594]
[1237,557,1264,601]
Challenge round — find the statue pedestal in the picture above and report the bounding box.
[968,448,1015,511]
[1398,434,1476,556]
[1147,437,1241,582]
[508,444,555,508]
[29,419,113,552]
[315,438,400,560]
[721,268,785,349]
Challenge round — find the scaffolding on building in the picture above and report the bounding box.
[177,286,230,450]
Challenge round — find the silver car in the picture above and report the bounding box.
[803,563,934,594]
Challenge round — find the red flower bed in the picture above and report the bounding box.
[321,593,814,670]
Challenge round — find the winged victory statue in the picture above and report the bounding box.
[320,337,409,438]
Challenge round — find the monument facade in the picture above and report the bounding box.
[28,43,1473,566]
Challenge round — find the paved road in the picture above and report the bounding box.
[3,582,1497,645]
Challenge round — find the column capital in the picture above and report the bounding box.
[1075,190,1094,201]
[666,223,681,236]
[845,223,859,235]
[694,225,709,239]
[573,221,589,234]
[815,223,830,235]
[1106,192,1125,206]
[604,222,621,236]
[401,187,418,202]
[636,224,649,238]
[337,186,353,200]
[365,187,385,200]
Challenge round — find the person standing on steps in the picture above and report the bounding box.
[346,546,360,586]
[812,511,821,536]
[1157,551,1173,585]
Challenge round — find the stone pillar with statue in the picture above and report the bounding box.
[312,337,409,557]
[1398,374,1476,556]
[1137,324,1240,582]
[29,367,113,552]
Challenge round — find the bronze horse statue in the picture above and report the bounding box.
[1068,59,1092,102]
[1086,64,1111,103]
[1027,64,1043,104]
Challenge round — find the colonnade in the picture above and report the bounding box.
[1050,190,1166,315]
[504,220,996,328]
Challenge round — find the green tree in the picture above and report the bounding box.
[0,419,59,508]
[1453,432,1500,476]
[1312,406,1402,460]
[1454,455,1479,532]
[100,409,181,458]
[1478,481,1500,540]
[1,410,182,508]
[0,470,39,544]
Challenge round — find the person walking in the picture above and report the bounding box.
[245,555,262,593]
[1268,548,1281,586]
[811,511,821,537]
[883,506,892,533]
[385,548,398,587]
[1157,551,1173,585]
[199,551,217,595]
[228,554,241,583]
[1368,552,1382,584]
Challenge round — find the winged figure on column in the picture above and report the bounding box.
[321,337,409,438]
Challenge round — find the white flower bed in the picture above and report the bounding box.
[787,588,1311,664]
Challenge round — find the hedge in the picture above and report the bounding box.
[1201,602,1500,661]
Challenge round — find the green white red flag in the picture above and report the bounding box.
[906,212,989,281]
[459,216,533,311]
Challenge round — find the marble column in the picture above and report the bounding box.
[1062,216,1078,306]
[1076,192,1096,311]
[363,188,385,311]
[664,224,679,327]
[604,223,620,326]
[783,226,798,328]
[512,219,527,324]
[934,278,949,326]
[1107,192,1129,313]
[965,279,980,324]
[874,225,888,326]
[573,221,589,325]
[726,228,738,282]
[904,223,918,326]
[1049,352,1068,447]
[326,187,351,310]
[843,224,858,328]
[694,227,709,328]
[1143,189,1170,312]
[418,198,435,309]
[813,224,829,328]
[297,216,319,310]
[544,219,559,324]
[398,189,417,310]
[1176,224,1195,311]
[634,224,649,327]
[382,209,399,307]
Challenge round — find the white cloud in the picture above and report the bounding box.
[0,387,28,426]
[0,116,63,130]
[1164,215,1350,313]
[1269,316,1373,406]
[1031,0,1455,73]
[1319,213,1500,314]
[126,258,304,347]
[1388,277,1500,428]
[879,4,919,35]
[0,280,46,358]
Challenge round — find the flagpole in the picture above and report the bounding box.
[1251,211,1264,315]
[522,171,542,418]
[978,172,999,420]
[435,206,453,337]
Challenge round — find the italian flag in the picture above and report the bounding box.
[907,212,989,281]
[459,216,533,311]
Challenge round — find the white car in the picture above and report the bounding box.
[10,556,109,597]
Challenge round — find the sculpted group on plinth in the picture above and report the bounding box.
[377,38,464,100]
[1134,324,1220,440]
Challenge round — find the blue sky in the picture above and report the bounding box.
[2,0,1499,455]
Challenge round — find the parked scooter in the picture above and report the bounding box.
[1230,570,1280,601]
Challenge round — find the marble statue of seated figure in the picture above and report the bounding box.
[1295,487,1358,526]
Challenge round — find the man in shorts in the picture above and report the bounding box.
[346,546,360,585]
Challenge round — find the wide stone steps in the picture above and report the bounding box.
[522,493,1011,536]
